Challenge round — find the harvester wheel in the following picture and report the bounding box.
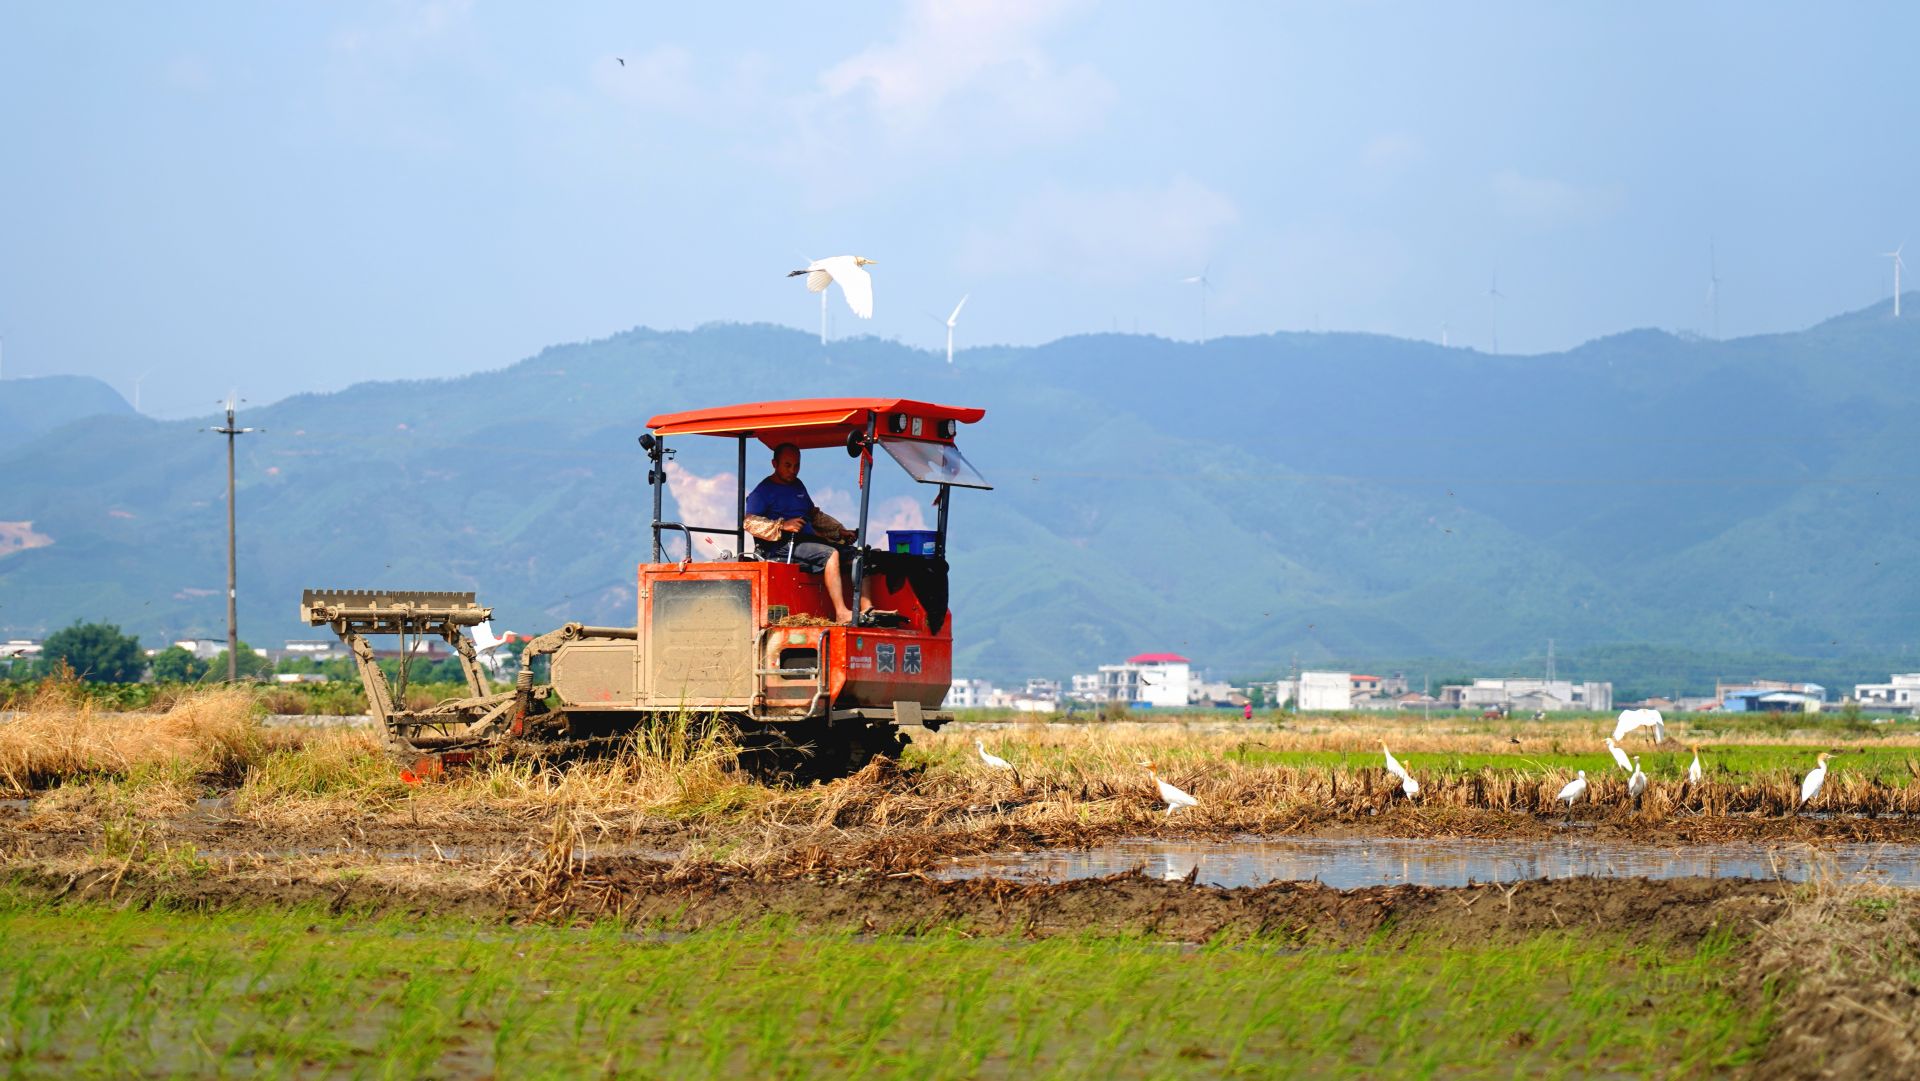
[723,715,909,785]
[840,720,909,776]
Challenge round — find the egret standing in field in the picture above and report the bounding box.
[1605,737,1634,773]
[1612,707,1666,745]
[1142,760,1200,817]
[1687,746,1703,786]
[1797,752,1833,814]
[1555,770,1588,822]
[1380,741,1420,800]
[975,739,1021,786]
[788,256,877,319]
[975,739,1012,772]
[1627,757,1648,808]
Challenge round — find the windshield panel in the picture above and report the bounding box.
[880,439,993,490]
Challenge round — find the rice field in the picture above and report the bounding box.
[0,895,1772,1079]
[5,687,1920,1078]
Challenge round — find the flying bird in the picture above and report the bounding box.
[1687,746,1703,786]
[1612,707,1666,744]
[788,255,877,319]
[1797,752,1832,812]
[470,620,513,655]
[1555,770,1588,821]
[1380,741,1420,799]
[1605,737,1633,774]
[1142,760,1199,817]
[616,57,625,66]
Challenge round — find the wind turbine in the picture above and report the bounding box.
[1488,273,1505,355]
[1886,243,1907,318]
[1707,241,1721,339]
[133,369,155,414]
[942,293,969,364]
[1181,265,1213,343]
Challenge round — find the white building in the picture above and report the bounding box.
[1069,673,1103,701]
[1297,671,1353,711]
[1023,678,1062,703]
[1095,653,1192,708]
[1855,674,1920,709]
[282,639,340,654]
[1441,678,1613,713]
[946,678,998,709]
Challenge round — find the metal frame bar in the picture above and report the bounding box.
[849,413,878,618]
[648,437,667,563]
[935,483,951,557]
[736,435,748,557]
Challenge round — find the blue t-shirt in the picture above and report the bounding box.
[746,476,817,537]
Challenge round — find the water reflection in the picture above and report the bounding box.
[940,837,1920,890]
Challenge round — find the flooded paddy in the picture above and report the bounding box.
[8,692,1920,1076]
[941,835,1920,889]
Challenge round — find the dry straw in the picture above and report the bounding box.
[0,682,263,795]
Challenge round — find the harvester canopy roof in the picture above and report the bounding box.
[646,397,985,450]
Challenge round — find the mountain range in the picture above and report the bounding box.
[3,299,1917,693]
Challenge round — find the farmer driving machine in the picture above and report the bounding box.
[301,397,992,781]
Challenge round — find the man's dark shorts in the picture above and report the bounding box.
[757,538,841,573]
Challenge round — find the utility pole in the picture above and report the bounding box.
[1545,638,1556,683]
[206,399,260,681]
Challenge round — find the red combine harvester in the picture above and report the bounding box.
[301,397,992,781]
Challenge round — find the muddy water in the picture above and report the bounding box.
[940,836,1920,889]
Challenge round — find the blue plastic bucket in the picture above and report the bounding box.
[887,529,939,556]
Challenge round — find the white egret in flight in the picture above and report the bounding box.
[1612,708,1666,744]
[470,620,512,655]
[1605,737,1633,774]
[1797,752,1832,813]
[1142,760,1199,817]
[788,256,877,319]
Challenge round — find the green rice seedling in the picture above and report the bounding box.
[0,895,1778,1079]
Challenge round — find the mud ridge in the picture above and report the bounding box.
[2,857,1788,949]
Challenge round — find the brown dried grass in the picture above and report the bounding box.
[1750,860,1920,1079]
[0,683,267,796]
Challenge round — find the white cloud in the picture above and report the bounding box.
[1492,169,1623,226]
[1361,133,1423,173]
[957,175,1239,283]
[665,462,737,560]
[819,0,1111,137]
[321,0,480,155]
[331,0,473,54]
[871,495,930,537]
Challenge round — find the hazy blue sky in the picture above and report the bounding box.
[2,2,1915,418]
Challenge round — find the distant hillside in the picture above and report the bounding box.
[0,375,133,454]
[2,302,1917,689]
